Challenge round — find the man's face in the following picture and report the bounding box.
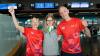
[31,18,39,28]
[59,6,69,19]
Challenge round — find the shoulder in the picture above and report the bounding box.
[71,17,82,24]
[38,30,44,37]
[24,27,31,31]
[38,30,44,33]
[58,20,65,26]
[72,17,81,21]
[23,27,31,35]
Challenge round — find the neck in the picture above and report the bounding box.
[64,15,71,21]
[32,27,37,30]
[48,25,53,27]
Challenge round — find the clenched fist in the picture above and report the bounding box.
[8,7,15,15]
[81,19,88,27]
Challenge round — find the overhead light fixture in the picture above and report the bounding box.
[0,3,17,10]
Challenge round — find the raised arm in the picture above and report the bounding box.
[81,19,91,38]
[9,7,24,33]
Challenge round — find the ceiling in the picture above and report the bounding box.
[0,0,100,16]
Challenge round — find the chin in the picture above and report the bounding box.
[32,26,37,28]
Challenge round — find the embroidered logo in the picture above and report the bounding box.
[61,26,65,30]
[71,24,77,28]
[31,32,34,35]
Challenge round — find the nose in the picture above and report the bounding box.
[60,12,65,16]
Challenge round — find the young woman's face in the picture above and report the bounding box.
[46,17,54,26]
[31,18,39,28]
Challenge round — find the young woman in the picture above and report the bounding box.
[43,14,59,56]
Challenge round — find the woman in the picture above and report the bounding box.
[43,14,59,56]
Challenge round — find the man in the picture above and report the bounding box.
[57,6,91,56]
[9,7,44,56]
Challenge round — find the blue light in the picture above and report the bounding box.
[80,2,89,8]
[71,2,89,8]
[71,2,80,8]
[45,3,54,8]
[0,3,17,10]
[0,4,8,9]
[35,3,44,8]
[35,2,54,9]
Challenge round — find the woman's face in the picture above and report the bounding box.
[46,17,54,26]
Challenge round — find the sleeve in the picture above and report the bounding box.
[39,31,44,45]
[23,27,28,36]
[42,31,44,41]
[79,20,85,31]
[57,25,62,35]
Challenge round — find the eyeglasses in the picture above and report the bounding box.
[46,20,53,21]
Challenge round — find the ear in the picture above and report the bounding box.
[53,19,55,23]
[52,20,56,25]
[67,10,69,13]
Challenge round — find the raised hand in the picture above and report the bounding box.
[8,7,15,15]
[81,19,88,27]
